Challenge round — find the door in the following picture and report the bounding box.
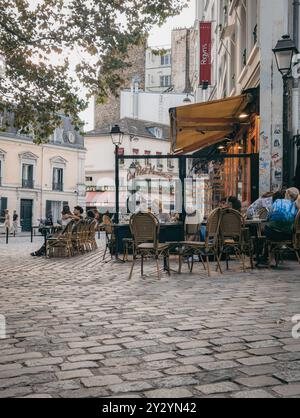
[20,199,33,231]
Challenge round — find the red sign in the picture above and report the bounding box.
[199,22,212,86]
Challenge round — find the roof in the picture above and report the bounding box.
[85,118,170,141]
[0,113,84,149]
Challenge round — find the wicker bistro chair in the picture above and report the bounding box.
[128,212,170,280]
[219,209,253,271]
[178,208,223,277]
[46,221,74,258]
[72,220,86,255]
[266,211,300,267]
[87,220,98,251]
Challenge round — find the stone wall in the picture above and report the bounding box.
[171,28,196,93]
[94,44,146,129]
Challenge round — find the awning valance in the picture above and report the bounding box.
[86,191,127,206]
[170,94,251,154]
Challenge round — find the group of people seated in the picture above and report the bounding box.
[31,205,101,257]
[196,188,300,244]
[247,187,300,241]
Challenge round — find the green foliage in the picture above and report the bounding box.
[0,0,187,142]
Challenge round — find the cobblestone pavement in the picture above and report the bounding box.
[1,235,300,398]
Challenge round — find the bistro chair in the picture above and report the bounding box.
[178,208,223,277]
[87,220,98,251]
[219,208,251,272]
[257,207,269,220]
[267,211,300,268]
[128,212,170,280]
[46,221,74,258]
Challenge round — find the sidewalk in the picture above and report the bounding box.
[0,237,300,398]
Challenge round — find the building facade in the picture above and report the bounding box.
[194,0,300,194]
[84,118,177,214]
[145,48,172,93]
[120,90,188,125]
[94,44,146,130]
[0,116,86,230]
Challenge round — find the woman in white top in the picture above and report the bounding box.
[4,209,10,231]
[61,205,73,227]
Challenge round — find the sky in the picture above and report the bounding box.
[80,0,196,132]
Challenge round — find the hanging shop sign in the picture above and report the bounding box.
[199,22,212,86]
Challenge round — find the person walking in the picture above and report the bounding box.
[4,209,10,233]
[12,210,18,236]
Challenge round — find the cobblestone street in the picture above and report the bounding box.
[1,235,300,398]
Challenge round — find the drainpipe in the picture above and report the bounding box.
[292,1,300,182]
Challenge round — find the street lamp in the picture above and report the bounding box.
[273,35,298,186]
[110,124,124,224]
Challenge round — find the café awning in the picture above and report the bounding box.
[170,94,251,154]
[86,191,127,207]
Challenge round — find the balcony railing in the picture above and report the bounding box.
[52,182,64,192]
[22,179,34,189]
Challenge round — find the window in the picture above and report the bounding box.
[53,167,63,191]
[133,148,139,163]
[147,127,163,139]
[144,150,151,166]
[161,54,171,66]
[22,164,34,188]
[0,159,2,186]
[156,152,163,170]
[167,156,175,171]
[0,197,7,223]
[85,176,93,182]
[160,75,171,87]
[118,147,125,166]
[46,200,62,224]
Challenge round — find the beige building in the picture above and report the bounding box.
[145,47,172,92]
[0,117,86,231]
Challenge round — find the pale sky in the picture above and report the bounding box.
[80,0,195,131]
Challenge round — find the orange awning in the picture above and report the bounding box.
[170,94,252,154]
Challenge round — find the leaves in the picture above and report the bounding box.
[0,0,187,143]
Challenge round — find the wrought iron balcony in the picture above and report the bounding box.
[52,182,63,191]
[22,179,34,189]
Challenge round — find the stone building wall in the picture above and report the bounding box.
[171,28,196,93]
[94,43,146,129]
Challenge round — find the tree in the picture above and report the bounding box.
[0,0,187,142]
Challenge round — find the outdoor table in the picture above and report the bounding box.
[31,225,62,249]
[111,222,185,259]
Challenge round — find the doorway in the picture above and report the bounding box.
[20,199,33,231]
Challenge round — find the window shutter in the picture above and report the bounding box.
[46,200,52,218]
[0,197,7,220]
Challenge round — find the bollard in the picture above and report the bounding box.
[6,227,9,244]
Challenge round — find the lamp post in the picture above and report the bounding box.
[110,124,124,224]
[273,34,298,187]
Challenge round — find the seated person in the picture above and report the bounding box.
[228,196,242,212]
[73,206,84,220]
[31,218,75,257]
[86,210,96,222]
[61,205,74,227]
[246,192,274,219]
[265,187,299,241]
